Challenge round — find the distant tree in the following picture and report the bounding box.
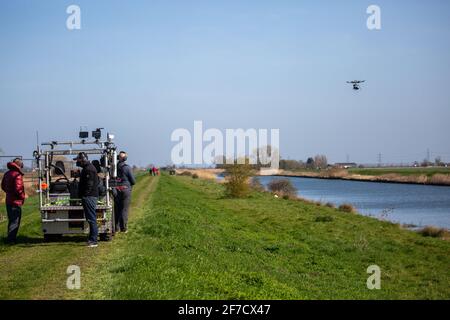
[314,155,328,169]
[421,159,431,167]
[306,157,315,169]
[279,159,305,170]
[435,157,444,167]
[253,145,279,169]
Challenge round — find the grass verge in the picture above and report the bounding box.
[0,174,153,299]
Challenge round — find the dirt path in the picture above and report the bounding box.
[67,174,160,299]
[0,174,157,299]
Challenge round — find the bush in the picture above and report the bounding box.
[178,171,192,176]
[267,179,297,197]
[325,202,335,208]
[223,161,254,198]
[418,226,450,238]
[338,203,355,213]
[192,173,199,179]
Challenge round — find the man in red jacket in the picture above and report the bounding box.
[1,158,26,244]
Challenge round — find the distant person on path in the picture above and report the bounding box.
[74,152,100,248]
[114,151,136,233]
[1,158,27,244]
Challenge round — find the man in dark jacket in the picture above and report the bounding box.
[74,152,99,247]
[114,151,135,233]
[1,158,26,244]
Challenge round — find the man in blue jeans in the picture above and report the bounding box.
[1,158,27,244]
[74,152,99,247]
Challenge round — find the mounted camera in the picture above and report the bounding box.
[79,131,89,139]
[92,128,104,140]
[79,126,89,139]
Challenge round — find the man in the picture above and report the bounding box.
[114,151,136,233]
[74,152,99,247]
[1,158,26,244]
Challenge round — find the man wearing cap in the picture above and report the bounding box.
[114,151,135,233]
[74,152,100,247]
[1,158,27,244]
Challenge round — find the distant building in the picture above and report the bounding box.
[334,162,357,169]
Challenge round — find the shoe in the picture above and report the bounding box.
[87,242,98,248]
[122,229,128,234]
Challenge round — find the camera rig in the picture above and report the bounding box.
[33,128,118,241]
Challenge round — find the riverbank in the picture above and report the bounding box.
[275,168,450,186]
[176,168,450,229]
[258,175,450,230]
[174,167,450,186]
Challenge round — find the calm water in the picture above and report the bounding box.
[257,176,450,229]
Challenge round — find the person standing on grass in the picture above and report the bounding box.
[114,151,135,233]
[1,158,27,244]
[74,152,99,248]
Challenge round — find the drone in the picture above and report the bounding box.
[347,80,365,90]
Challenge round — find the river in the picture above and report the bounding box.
[257,176,450,229]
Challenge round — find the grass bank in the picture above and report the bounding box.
[76,174,449,299]
[348,167,450,177]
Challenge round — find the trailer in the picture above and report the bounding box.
[33,128,118,242]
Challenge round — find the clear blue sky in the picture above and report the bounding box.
[1,0,450,166]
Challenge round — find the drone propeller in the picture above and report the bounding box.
[347,80,365,84]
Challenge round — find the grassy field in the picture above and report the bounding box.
[349,167,450,177]
[1,174,449,299]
